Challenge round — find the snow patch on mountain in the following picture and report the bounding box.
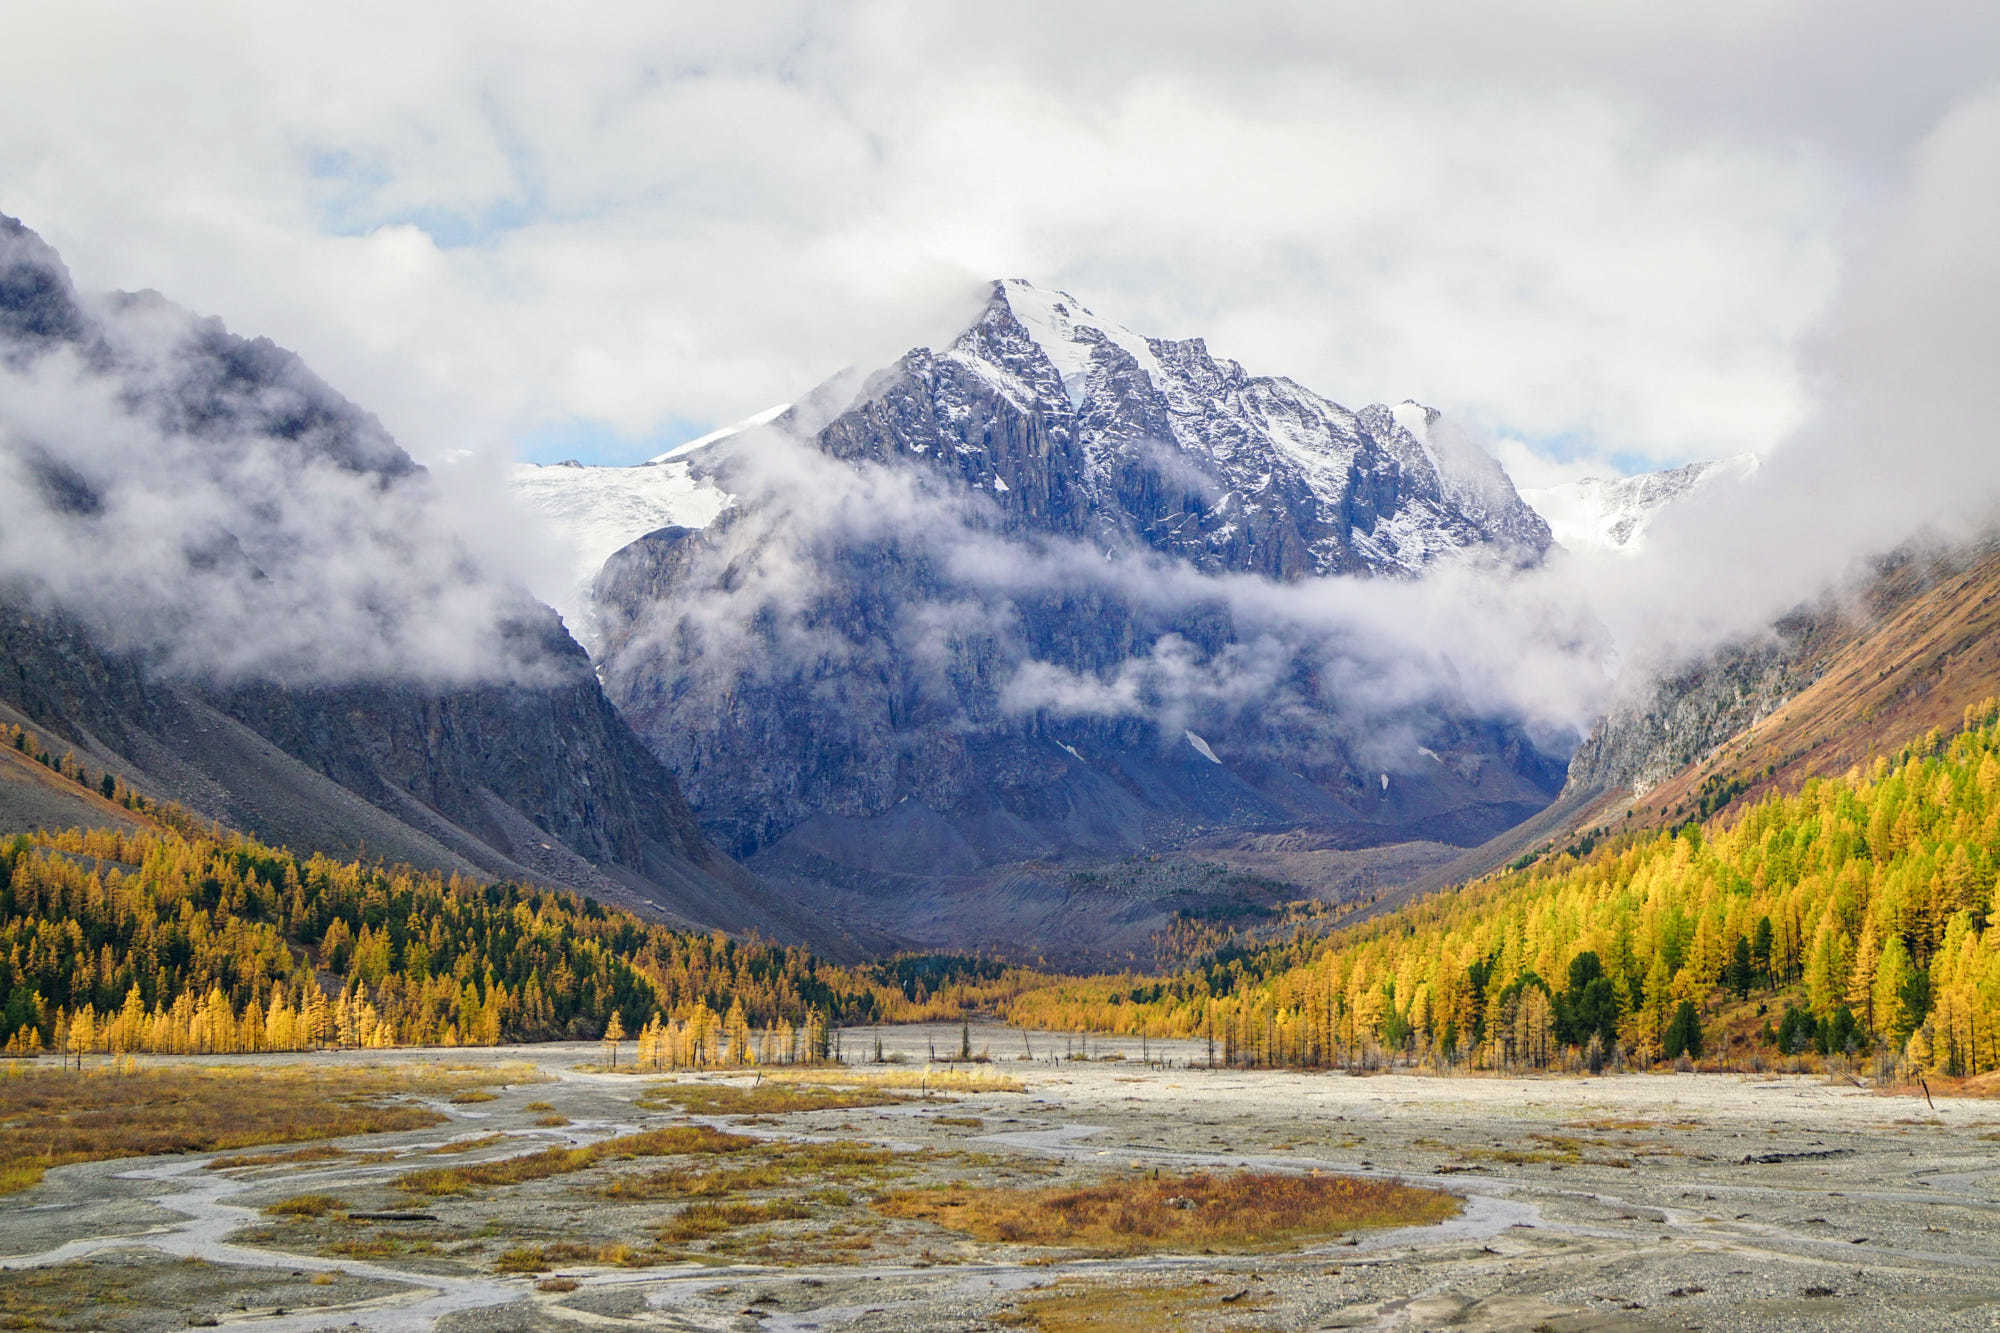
[992,278,1168,407]
[650,404,789,462]
[1184,730,1222,764]
[1526,455,1759,555]
[512,459,732,647]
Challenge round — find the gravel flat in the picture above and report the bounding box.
[3,1026,1995,1330]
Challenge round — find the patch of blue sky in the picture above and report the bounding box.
[1503,427,1686,478]
[516,416,717,467]
[303,109,549,249]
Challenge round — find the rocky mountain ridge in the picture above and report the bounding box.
[561,279,1569,958]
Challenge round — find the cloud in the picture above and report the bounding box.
[10,4,1991,472]
[1545,82,2000,684]
[3,5,1996,765]
[595,407,1612,790]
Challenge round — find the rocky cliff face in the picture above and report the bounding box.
[1560,632,1813,799]
[0,215,813,944]
[581,281,1566,951]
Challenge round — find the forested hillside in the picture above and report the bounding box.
[1007,701,2000,1078]
[0,825,1034,1060]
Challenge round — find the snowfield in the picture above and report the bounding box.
[510,459,731,648]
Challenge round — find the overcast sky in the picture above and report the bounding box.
[5,2,1996,479]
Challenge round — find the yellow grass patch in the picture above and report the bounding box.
[767,1068,1026,1094]
[395,1125,753,1196]
[656,1199,812,1242]
[997,1279,1274,1331]
[635,1081,905,1116]
[420,1132,511,1156]
[207,1144,352,1171]
[0,1064,510,1195]
[265,1193,348,1217]
[878,1170,1458,1256]
[596,1140,898,1202]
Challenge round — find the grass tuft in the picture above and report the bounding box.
[767,1068,1025,1093]
[207,1145,351,1171]
[596,1140,896,1202]
[636,1082,901,1116]
[657,1199,812,1242]
[995,1278,1273,1331]
[265,1193,348,1217]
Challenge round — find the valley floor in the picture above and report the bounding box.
[2,1025,1997,1331]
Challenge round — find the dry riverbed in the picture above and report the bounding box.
[2,1024,1996,1331]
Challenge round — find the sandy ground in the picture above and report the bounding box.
[2,1024,1996,1330]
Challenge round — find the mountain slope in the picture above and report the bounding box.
[1007,695,2000,1077]
[1586,540,2000,827]
[0,215,825,948]
[549,279,1566,961]
[510,458,730,649]
[1418,537,2000,894]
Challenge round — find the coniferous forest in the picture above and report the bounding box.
[0,824,1030,1061]
[1004,701,2000,1079]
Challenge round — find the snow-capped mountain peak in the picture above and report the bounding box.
[884,279,1553,578]
[981,278,1170,408]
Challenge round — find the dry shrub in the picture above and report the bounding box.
[265,1193,348,1217]
[535,1276,581,1293]
[878,1170,1458,1256]
[656,1199,811,1243]
[397,1125,753,1196]
[0,1064,506,1195]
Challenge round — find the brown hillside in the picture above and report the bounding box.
[1628,542,2000,828]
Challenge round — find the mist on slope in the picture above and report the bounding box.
[0,220,560,688]
[1558,85,2000,699]
[5,73,1994,742]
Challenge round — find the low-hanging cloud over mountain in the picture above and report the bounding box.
[586,82,2000,804]
[0,217,555,687]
